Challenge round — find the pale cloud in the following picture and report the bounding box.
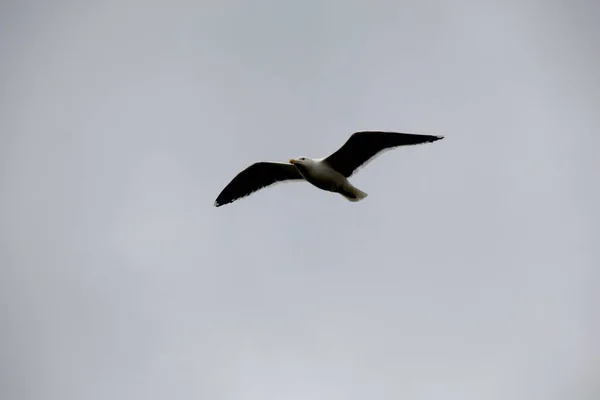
[1,1,598,399]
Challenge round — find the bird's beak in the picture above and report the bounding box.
[289,159,295,164]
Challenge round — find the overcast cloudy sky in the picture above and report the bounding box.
[1,0,598,399]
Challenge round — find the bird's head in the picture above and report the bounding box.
[289,157,310,166]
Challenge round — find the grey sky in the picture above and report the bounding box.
[1,0,598,399]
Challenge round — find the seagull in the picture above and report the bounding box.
[214,131,444,207]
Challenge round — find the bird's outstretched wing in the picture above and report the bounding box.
[323,131,444,177]
[214,162,303,207]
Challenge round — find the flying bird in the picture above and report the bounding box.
[214,131,444,207]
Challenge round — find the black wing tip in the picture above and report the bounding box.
[411,133,444,142]
[214,197,227,207]
[214,198,232,207]
[354,131,444,140]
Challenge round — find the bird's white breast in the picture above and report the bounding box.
[300,160,347,191]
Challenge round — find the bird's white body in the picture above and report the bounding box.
[289,157,368,202]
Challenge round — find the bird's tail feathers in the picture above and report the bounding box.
[340,186,368,202]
